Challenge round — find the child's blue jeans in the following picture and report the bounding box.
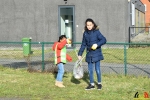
[56,63,64,82]
[88,61,101,84]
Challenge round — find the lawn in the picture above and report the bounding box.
[68,47,150,64]
[0,66,150,100]
[0,47,150,64]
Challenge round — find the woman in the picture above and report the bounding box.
[78,18,107,90]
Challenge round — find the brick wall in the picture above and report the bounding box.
[141,0,150,24]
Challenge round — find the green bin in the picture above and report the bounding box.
[22,38,31,56]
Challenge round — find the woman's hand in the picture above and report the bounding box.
[78,56,82,60]
[91,44,98,50]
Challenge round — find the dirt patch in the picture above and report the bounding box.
[131,33,150,42]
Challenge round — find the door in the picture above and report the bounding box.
[58,6,75,47]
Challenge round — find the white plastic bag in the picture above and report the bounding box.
[73,60,83,79]
[73,48,86,79]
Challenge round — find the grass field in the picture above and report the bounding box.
[0,66,150,100]
[0,47,150,64]
[65,47,150,64]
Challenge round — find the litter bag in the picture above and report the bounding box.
[73,60,83,79]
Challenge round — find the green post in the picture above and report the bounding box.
[22,38,31,56]
[42,42,45,71]
[124,44,127,76]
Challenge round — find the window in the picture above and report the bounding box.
[58,6,75,47]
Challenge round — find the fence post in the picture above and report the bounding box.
[129,27,130,43]
[124,44,127,76]
[42,42,45,71]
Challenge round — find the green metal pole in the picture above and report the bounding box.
[124,45,127,76]
[42,42,45,71]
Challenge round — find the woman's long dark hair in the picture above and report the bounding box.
[84,18,97,31]
[58,35,66,42]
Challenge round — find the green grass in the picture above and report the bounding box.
[0,47,150,64]
[0,66,150,100]
[69,47,150,64]
[0,49,51,59]
[102,47,150,64]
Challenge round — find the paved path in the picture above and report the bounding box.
[1,58,150,77]
[65,62,150,77]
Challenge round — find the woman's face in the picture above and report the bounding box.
[86,21,94,30]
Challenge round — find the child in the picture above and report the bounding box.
[78,18,107,90]
[52,35,72,88]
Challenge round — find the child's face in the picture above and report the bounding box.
[86,21,94,30]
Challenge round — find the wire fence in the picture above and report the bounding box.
[0,42,150,77]
[129,27,150,43]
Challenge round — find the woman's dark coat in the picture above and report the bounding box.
[78,27,107,63]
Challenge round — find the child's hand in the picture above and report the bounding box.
[91,44,98,50]
[67,39,72,44]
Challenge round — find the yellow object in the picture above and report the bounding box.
[91,44,98,50]
[67,39,71,44]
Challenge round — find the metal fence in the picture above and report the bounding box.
[129,27,150,43]
[0,42,150,77]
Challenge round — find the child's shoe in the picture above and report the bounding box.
[55,81,65,88]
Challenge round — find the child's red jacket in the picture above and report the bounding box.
[52,39,72,64]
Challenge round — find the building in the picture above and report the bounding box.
[141,0,150,26]
[128,0,145,39]
[0,0,145,47]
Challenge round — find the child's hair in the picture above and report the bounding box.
[84,18,97,31]
[58,35,67,42]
